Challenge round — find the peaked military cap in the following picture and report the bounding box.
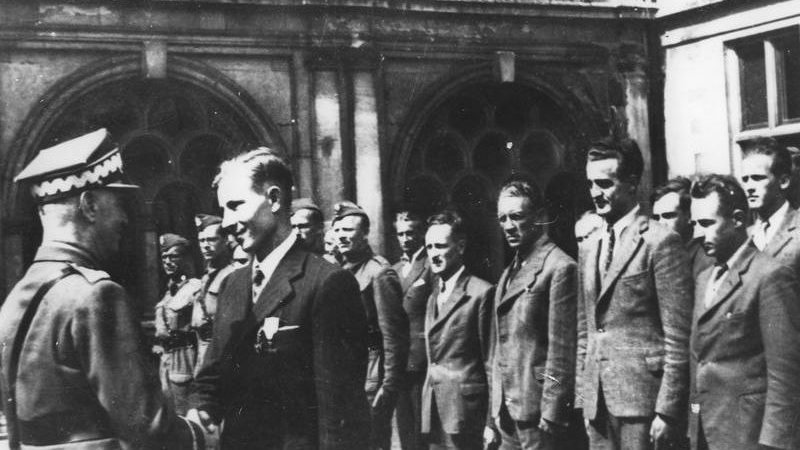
[159,233,191,253]
[14,129,138,203]
[195,214,222,231]
[292,198,322,214]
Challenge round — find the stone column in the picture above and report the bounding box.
[309,59,345,221]
[619,49,654,198]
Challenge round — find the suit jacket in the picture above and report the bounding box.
[0,242,199,449]
[577,211,692,421]
[490,236,577,426]
[690,243,800,450]
[422,270,493,434]
[191,242,370,450]
[392,250,433,374]
[759,205,800,276]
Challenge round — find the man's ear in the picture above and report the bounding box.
[779,173,792,192]
[456,237,467,255]
[732,209,747,228]
[78,191,100,223]
[266,186,282,213]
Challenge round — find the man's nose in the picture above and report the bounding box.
[221,213,235,230]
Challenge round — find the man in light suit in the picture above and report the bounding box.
[421,210,493,450]
[577,137,693,450]
[689,174,800,450]
[740,137,800,275]
[651,177,713,278]
[393,210,433,450]
[188,148,370,449]
[483,174,577,450]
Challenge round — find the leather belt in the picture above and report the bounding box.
[157,330,197,351]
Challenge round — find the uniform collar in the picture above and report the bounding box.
[33,241,101,269]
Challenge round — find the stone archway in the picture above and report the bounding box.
[393,72,604,281]
[2,55,282,308]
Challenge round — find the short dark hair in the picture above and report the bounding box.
[427,209,467,242]
[214,147,294,204]
[395,210,425,230]
[652,176,692,212]
[587,137,644,184]
[742,137,792,179]
[690,174,748,218]
[296,207,324,226]
[498,173,544,209]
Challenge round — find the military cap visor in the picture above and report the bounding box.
[14,128,138,202]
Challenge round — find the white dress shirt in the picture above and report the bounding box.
[252,232,297,303]
[703,240,750,308]
[599,204,640,273]
[437,265,465,312]
[753,200,788,250]
[401,247,425,279]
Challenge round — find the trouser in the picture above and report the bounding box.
[587,386,651,450]
[159,345,196,415]
[396,370,426,450]
[427,395,481,450]
[367,389,395,450]
[496,402,554,450]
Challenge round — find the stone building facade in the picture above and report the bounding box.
[0,1,660,310]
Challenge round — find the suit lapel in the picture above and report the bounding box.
[763,207,799,257]
[224,267,261,351]
[252,244,306,321]
[580,233,601,304]
[430,271,470,332]
[403,254,427,290]
[699,245,756,321]
[498,239,555,310]
[598,215,646,301]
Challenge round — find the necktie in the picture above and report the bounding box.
[603,225,615,275]
[704,263,728,308]
[400,255,412,278]
[168,281,178,297]
[754,220,770,250]
[252,268,265,301]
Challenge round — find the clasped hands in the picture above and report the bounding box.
[186,408,220,450]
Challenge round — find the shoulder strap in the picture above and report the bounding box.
[6,267,73,450]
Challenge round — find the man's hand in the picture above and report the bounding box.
[650,415,675,449]
[371,387,396,411]
[483,425,500,449]
[186,408,217,433]
[538,418,565,435]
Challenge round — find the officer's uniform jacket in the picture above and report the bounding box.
[577,211,692,422]
[344,248,409,395]
[155,276,201,386]
[0,242,199,449]
[690,243,800,450]
[489,236,577,427]
[192,262,237,336]
[391,249,432,375]
[421,269,493,434]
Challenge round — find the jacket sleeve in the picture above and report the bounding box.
[652,231,693,421]
[373,267,409,393]
[758,265,800,449]
[313,268,370,450]
[73,281,203,450]
[541,260,578,427]
[575,254,588,410]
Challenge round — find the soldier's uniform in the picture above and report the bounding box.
[0,129,203,449]
[335,204,409,450]
[191,262,236,374]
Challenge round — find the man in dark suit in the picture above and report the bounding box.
[392,210,433,450]
[651,177,713,277]
[421,210,493,450]
[189,148,370,450]
[577,137,693,450]
[740,137,800,275]
[484,175,577,450]
[689,174,800,450]
[0,129,204,449]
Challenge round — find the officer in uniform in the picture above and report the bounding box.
[192,214,237,375]
[0,129,204,449]
[332,202,409,450]
[291,198,325,255]
[154,233,202,415]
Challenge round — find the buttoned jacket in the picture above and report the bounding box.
[421,270,493,435]
[758,205,800,276]
[577,212,692,421]
[489,236,577,427]
[392,250,433,374]
[191,242,370,449]
[690,243,800,450]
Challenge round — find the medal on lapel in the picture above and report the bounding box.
[255,316,280,355]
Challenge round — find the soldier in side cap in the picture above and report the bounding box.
[192,214,237,374]
[0,129,205,449]
[291,198,325,255]
[332,201,409,450]
[154,233,202,416]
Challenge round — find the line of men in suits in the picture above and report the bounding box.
[4,128,800,450]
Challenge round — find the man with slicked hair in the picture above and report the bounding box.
[189,148,370,450]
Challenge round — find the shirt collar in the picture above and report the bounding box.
[724,238,752,272]
[252,232,297,281]
[439,265,465,294]
[411,246,425,262]
[609,204,640,236]
[760,200,789,229]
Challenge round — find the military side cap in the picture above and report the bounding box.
[195,214,222,230]
[332,201,369,224]
[159,233,191,253]
[14,129,138,202]
[292,198,321,214]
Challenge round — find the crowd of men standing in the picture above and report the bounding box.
[1,127,800,450]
